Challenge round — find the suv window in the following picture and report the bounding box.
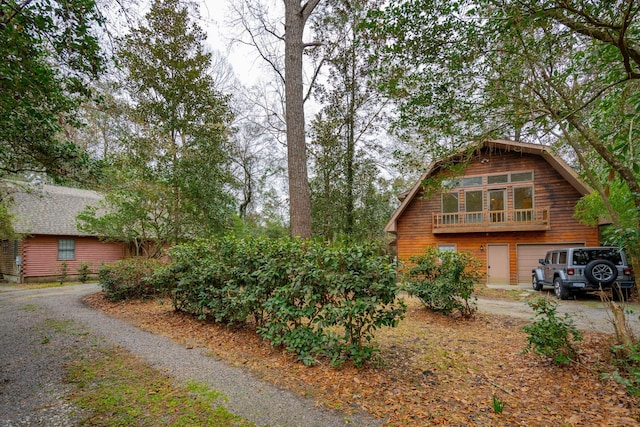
[572,249,623,266]
[545,252,553,263]
[558,251,567,264]
[552,252,559,264]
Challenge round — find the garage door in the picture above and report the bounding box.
[517,243,584,284]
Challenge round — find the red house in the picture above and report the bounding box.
[385,139,599,285]
[0,184,126,283]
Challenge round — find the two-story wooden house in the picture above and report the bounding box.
[385,139,599,285]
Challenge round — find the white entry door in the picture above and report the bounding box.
[487,244,509,285]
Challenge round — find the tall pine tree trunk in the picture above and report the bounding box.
[284,0,320,238]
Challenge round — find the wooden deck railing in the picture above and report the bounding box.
[432,208,550,233]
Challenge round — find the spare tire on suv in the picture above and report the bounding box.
[584,259,618,286]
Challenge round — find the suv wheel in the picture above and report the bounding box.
[532,275,543,291]
[554,278,569,300]
[584,260,618,286]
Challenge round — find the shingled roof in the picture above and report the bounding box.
[9,183,103,236]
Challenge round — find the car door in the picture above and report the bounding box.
[543,251,555,283]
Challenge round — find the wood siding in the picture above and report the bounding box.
[0,239,21,282]
[395,148,599,284]
[20,235,125,282]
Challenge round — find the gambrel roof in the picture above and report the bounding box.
[385,139,593,234]
[8,183,102,236]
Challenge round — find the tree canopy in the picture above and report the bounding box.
[0,0,105,182]
[78,0,235,252]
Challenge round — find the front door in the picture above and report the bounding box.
[487,244,509,285]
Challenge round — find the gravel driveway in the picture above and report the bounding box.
[480,285,640,335]
[0,284,380,427]
[1,284,638,426]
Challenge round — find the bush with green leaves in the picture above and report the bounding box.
[522,297,583,365]
[258,242,406,366]
[99,258,165,301]
[78,262,91,283]
[153,237,406,366]
[608,339,640,396]
[402,247,482,317]
[151,237,291,325]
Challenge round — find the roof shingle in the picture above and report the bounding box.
[9,184,102,236]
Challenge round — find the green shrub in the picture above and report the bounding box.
[402,247,482,317]
[609,340,640,396]
[155,237,406,366]
[58,261,68,284]
[99,258,165,301]
[258,242,406,366]
[522,297,583,365]
[78,262,91,283]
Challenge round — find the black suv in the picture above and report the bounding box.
[532,247,634,300]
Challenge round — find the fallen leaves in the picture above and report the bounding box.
[84,294,640,426]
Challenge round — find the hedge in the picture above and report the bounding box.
[152,237,406,366]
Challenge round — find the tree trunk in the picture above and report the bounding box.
[283,0,320,238]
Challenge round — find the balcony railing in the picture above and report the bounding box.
[432,208,550,233]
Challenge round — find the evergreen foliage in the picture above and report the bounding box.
[402,247,482,318]
[522,297,583,365]
[78,0,235,246]
[152,237,406,367]
[99,258,165,301]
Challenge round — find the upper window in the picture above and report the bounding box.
[465,190,484,223]
[442,193,459,213]
[511,171,533,182]
[447,171,533,189]
[58,239,76,260]
[465,190,483,212]
[461,176,483,187]
[514,187,533,209]
[487,174,508,184]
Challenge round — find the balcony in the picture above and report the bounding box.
[432,208,550,234]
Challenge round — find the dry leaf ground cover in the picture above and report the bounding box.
[85,292,640,426]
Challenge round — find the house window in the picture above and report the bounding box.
[511,171,533,182]
[488,189,506,222]
[487,174,508,184]
[514,186,534,221]
[2,240,7,255]
[13,240,18,258]
[442,193,459,224]
[438,244,456,252]
[442,193,459,212]
[461,176,483,187]
[465,190,483,223]
[58,239,76,260]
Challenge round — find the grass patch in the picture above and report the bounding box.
[66,346,253,426]
[21,303,39,312]
[0,281,92,291]
[44,319,76,333]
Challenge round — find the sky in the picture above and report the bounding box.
[198,0,277,86]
